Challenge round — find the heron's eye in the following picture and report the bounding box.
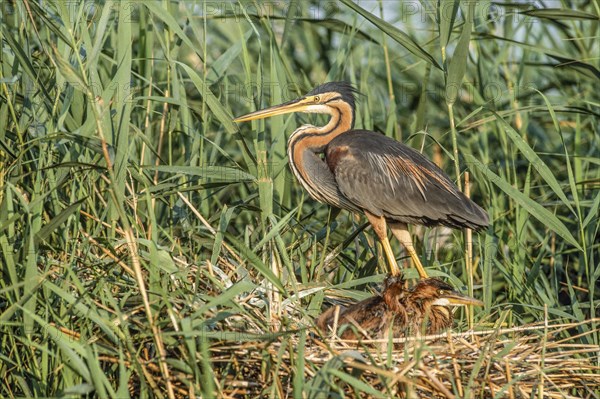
[314,95,320,102]
[438,289,445,295]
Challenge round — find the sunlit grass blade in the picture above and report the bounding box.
[445,2,473,104]
[492,111,576,215]
[143,2,204,62]
[224,234,286,293]
[522,8,600,20]
[329,369,387,398]
[438,0,460,52]
[142,165,255,182]
[339,0,442,70]
[466,154,583,251]
[34,198,85,245]
[177,61,238,134]
[476,33,600,79]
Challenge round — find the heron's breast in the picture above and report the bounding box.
[325,145,351,173]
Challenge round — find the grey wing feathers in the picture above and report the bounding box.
[299,150,362,213]
[327,130,489,230]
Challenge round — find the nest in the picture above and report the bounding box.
[210,318,600,398]
[121,258,598,398]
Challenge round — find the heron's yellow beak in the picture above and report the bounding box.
[432,291,484,307]
[233,98,311,122]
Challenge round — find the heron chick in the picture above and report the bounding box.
[316,275,483,340]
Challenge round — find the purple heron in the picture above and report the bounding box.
[233,82,488,278]
[316,274,483,339]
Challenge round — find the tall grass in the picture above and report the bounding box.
[0,1,598,397]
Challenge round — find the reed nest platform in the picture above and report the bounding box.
[208,318,600,398]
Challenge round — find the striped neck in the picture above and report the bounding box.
[285,99,354,206]
[287,100,354,153]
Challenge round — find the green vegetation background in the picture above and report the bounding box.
[0,1,598,397]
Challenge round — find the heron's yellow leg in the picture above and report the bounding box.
[390,223,428,278]
[364,211,401,276]
[380,234,402,276]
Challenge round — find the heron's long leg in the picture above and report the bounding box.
[364,211,401,276]
[390,223,428,278]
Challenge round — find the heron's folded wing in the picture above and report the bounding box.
[329,131,488,229]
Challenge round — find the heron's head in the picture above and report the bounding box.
[233,82,358,127]
[410,278,484,309]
